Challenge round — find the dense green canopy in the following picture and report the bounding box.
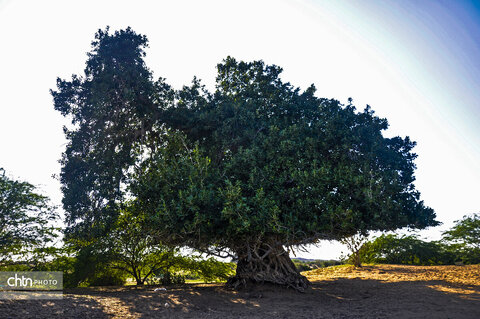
[53,28,437,290]
[136,56,437,244]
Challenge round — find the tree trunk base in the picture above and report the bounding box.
[226,272,309,293]
[227,247,310,292]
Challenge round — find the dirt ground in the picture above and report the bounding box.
[1,264,479,318]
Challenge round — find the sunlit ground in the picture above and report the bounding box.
[304,264,480,301]
[1,265,479,318]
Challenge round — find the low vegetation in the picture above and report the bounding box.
[342,213,480,266]
[292,258,343,272]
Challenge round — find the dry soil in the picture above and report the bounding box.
[1,264,479,318]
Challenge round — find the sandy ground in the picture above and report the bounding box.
[0,264,479,318]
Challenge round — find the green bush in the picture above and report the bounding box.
[443,213,480,264]
[147,271,186,285]
[191,257,236,282]
[292,259,343,272]
[176,257,236,283]
[293,261,312,272]
[88,271,126,287]
[356,234,455,265]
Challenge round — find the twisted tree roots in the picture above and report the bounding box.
[227,245,310,292]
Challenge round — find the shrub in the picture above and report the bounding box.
[356,234,455,265]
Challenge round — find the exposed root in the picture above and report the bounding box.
[227,244,310,293]
[226,272,309,293]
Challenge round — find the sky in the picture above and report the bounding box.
[0,0,479,260]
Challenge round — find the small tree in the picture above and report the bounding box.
[0,168,59,267]
[341,233,369,267]
[107,206,179,285]
[443,213,480,249]
[443,213,480,264]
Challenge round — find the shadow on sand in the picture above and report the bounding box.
[1,276,479,318]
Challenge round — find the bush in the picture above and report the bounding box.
[443,213,480,264]
[88,271,126,287]
[191,257,236,282]
[293,261,312,272]
[356,234,455,265]
[292,259,343,272]
[62,245,129,287]
[147,271,185,285]
[350,215,480,266]
[143,255,235,285]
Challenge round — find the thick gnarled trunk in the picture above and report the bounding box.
[227,243,309,292]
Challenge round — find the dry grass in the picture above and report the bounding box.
[304,264,480,287]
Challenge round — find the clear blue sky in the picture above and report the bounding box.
[0,0,479,259]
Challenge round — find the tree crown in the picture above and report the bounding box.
[53,28,437,255]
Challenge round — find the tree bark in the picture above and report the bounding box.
[227,243,309,292]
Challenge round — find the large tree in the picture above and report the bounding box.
[51,27,169,239]
[53,28,437,291]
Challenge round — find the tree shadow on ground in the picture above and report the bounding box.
[1,277,479,318]
[0,294,111,318]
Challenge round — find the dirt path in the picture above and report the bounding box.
[1,265,479,318]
